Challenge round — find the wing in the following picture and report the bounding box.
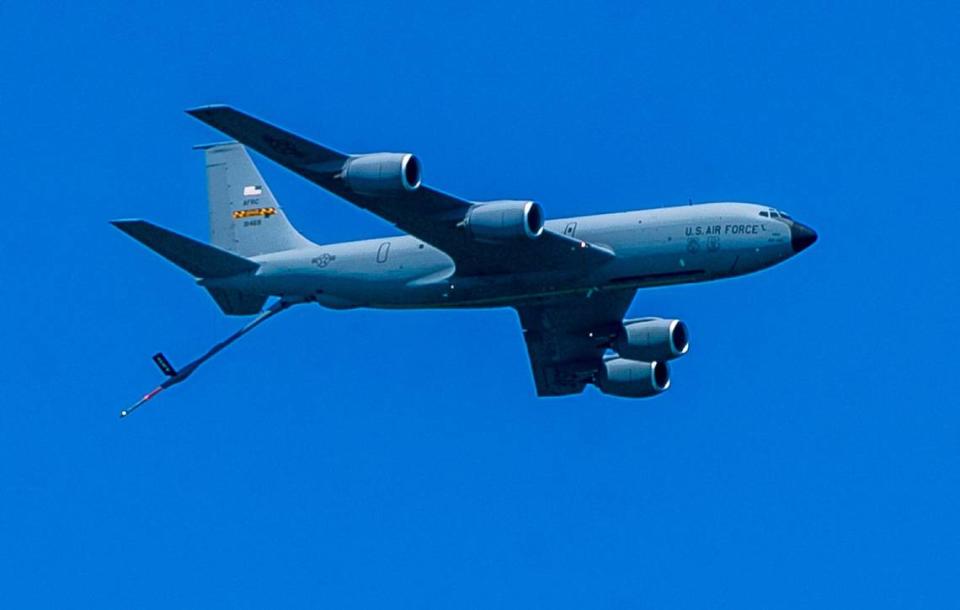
[186,105,614,276]
[515,289,637,396]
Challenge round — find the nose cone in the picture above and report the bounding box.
[791,222,818,253]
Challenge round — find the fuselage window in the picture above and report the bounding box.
[759,211,769,217]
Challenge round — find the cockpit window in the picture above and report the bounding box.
[761,208,793,220]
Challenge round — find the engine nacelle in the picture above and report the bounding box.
[596,358,670,398]
[343,153,421,196]
[464,200,544,242]
[614,318,689,362]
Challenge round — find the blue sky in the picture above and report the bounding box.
[2,1,959,607]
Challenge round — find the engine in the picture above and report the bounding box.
[614,318,689,362]
[595,358,670,398]
[464,200,544,242]
[343,153,421,195]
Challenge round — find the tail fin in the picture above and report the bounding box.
[198,142,315,256]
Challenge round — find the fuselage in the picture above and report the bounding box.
[203,202,816,309]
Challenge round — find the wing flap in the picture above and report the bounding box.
[515,289,636,396]
[482,229,614,277]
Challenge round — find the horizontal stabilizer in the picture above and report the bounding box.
[111,220,259,278]
[205,287,268,315]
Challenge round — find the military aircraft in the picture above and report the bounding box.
[114,106,817,417]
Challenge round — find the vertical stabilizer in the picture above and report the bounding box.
[199,142,315,256]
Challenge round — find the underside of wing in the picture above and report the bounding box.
[515,289,637,396]
[186,105,614,276]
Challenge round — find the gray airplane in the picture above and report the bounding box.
[114,106,817,417]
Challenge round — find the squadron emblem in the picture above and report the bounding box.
[311,253,337,268]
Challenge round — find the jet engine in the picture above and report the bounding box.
[614,318,689,362]
[595,358,670,398]
[464,200,544,242]
[343,153,421,195]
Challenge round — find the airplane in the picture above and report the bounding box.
[113,105,817,417]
